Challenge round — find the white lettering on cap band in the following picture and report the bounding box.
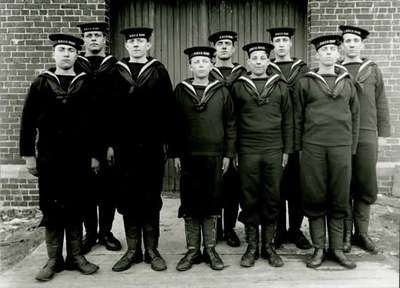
[192,51,211,56]
[318,39,336,46]
[128,33,146,38]
[249,46,266,53]
[56,40,76,46]
[274,32,290,36]
[344,29,362,36]
[218,35,234,40]
[83,27,101,32]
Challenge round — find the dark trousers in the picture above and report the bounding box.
[179,156,223,218]
[277,151,304,233]
[45,220,83,258]
[122,213,160,251]
[238,150,282,226]
[345,130,378,233]
[300,143,351,219]
[221,164,240,231]
[83,164,117,236]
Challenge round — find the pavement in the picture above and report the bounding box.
[0,195,399,288]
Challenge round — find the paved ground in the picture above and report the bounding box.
[1,196,399,288]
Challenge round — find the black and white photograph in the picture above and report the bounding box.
[0,0,399,287]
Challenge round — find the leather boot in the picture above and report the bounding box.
[353,233,379,254]
[240,225,259,267]
[263,244,284,267]
[65,254,99,275]
[343,230,353,253]
[261,223,284,267]
[65,225,99,275]
[225,229,240,247]
[98,231,121,251]
[202,216,224,270]
[306,248,326,268]
[143,221,167,271]
[287,229,312,249]
[112,249,137,272]
[307,217,326,268]
[144,249,167,271]
[112,215,140,271]
[35,227,64,281]
[353,200,378,254]
[328,249,357,269]
[176,217,203,271]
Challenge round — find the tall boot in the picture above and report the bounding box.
[343,199,354,253]
[202,216,224,270]
[261,223,283,267]
[65,224,99,275]
[328,217,356,269]
[176,217,203,271]
[353,200,378,254]
[143,219,167,271]
[240,225,259,267]
[35,227,65,281]
[112,215,140,272]
[307,217,326,268]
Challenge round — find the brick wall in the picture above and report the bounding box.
[0,0,108,208]
[308,0,400,162]
[0,0,109,164]
[1,0,399,209]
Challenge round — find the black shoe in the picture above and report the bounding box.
[262,245,284,267]
[112,250,136,272]
[203,247,224,270]
[343,231,353,253]
[274,229,287,249]
[176,249,203,271]
[328,249,357,269]
[306,248,326,269]
[98,232,122,251]
[287,230,312,250]
[353,233,379,254]
[225,230,241,247]
[240,246,259,267]
[65,255,99,275]
[35,257,64,281]
[144,249,167,271]
[82,233,98,255]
